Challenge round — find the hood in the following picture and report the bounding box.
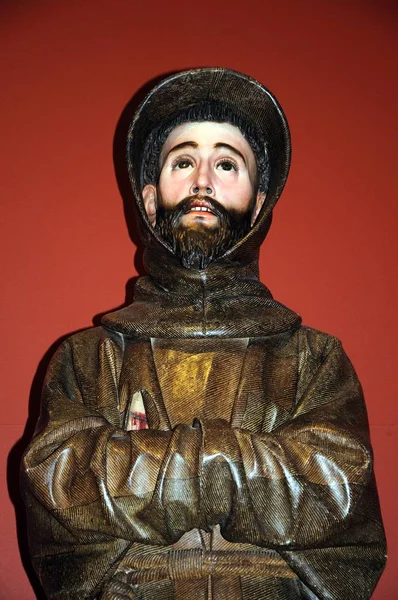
[103,68,301,339]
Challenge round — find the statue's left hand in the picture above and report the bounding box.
[100,572,137,599]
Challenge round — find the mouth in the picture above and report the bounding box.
[184,201,217,216]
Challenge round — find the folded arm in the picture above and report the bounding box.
[197,335,386,598]
[21,332,202,598]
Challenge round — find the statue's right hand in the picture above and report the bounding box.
[100,573,137,599]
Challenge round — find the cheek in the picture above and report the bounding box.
[159,171,188,201]
[222,179,254,209]
[158,176,177,204]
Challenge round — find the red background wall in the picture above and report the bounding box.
[1,1,397,597]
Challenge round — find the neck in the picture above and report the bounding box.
[101,245,302,339]
[141,246,263,299]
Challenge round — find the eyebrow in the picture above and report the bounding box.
[166,141,247,165]
[167,141,198,155]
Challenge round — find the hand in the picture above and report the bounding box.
[100,573,137,599]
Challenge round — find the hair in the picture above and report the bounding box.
[139,101,271,193]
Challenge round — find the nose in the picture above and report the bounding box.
[191,185,213,196]
[190,163,214,197]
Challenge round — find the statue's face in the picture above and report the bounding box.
[142,122,265,228]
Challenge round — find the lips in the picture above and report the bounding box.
[184,200,217,216]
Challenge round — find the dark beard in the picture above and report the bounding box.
[155,195,253,270]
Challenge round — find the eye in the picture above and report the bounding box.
[216,159,238,172]
[171,158,193,170]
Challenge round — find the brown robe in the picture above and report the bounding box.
[21,252,386,599]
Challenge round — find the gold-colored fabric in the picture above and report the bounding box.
[22,325,386,599]
[151,338,249,426]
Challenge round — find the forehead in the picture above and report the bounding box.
[160,121,255,161]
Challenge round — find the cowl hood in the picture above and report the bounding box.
[103,68,301,338]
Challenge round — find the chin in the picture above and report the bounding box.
[181,215,219,230]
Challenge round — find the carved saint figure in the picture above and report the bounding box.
[21,68,386,599]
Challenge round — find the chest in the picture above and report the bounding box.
[117,337,299,433]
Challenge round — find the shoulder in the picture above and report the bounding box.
[44,326,128,398]
[297,324,342,353]
[278,324,349,370]
[50,326,126,372]
[62,325,125,350]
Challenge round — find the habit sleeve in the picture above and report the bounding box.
[21,329,386,600]
[21,332,203,599]
[199,335,386,598]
